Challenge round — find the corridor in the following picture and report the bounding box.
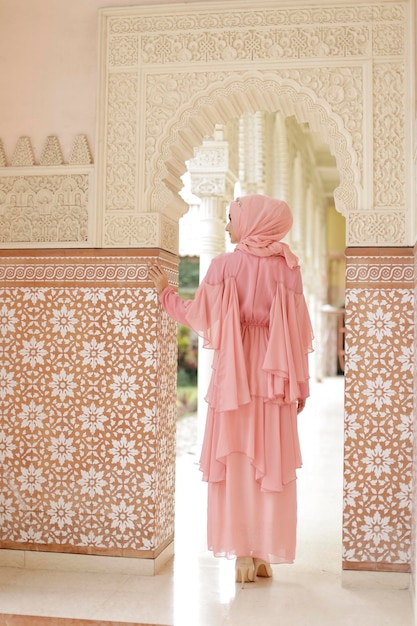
[0,377,413,625]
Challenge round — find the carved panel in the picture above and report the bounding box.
[348,211,406,246]
[0,136,94,248]
[0,172,94,248]
[104,213,158,247]
[373,63,405,208]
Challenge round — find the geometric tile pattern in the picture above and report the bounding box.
[343,248,414,572]
[0,250,178,558]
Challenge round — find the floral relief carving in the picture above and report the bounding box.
[372,24,404,56]
[373,63,405,208]
[348,211,406,245]
[0,174,91,246]
[104,214,158,247]
[109,34,139,67]
[140,25,370,65]
[0,254,177,555]
[106,73,138,213]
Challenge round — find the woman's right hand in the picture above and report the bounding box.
[148,263,169,294]
[297,398,306,414]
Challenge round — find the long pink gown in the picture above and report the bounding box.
[160,249,313,564]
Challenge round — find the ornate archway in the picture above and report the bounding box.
[155,74,360,218]
[95,1,414,575]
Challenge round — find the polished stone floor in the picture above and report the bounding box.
[0,377,413,626]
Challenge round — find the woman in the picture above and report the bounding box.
[149,194,313,585]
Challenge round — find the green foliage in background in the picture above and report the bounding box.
[176,256,199,414]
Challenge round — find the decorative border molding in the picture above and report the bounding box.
[345,251,414,286]
[0,249,177,287]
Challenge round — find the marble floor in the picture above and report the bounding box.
[0,377,414,626]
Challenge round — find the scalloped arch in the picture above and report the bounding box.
[153,73,361,217]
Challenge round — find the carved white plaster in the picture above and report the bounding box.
[12,137,35,167]
[0,168,95,248]
[104,212,178,252]
[69,135,93,166]
[0,136,95,248]
[98,1,410,249]
[104,73,138,215]
[348,211,406,246]
[373,62,405,208]
[39,136,64,166]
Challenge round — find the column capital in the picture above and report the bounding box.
[188,138,237,200]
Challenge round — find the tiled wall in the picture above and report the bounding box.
[1,246,415,573]
[343,248,414,572]
[0,250,177,560]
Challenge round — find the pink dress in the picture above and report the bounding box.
[160,249,313,564]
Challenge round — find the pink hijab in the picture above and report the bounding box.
[230,194,299,268]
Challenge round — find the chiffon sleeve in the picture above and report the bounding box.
[263,282,313,403]
[159,274,251,412]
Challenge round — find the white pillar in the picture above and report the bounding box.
[188,134,237,443]
[196,196,227,441]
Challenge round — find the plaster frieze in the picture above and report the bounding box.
[0,136,94,248]
[1,135,92,168]
[0,170,94,248]
[107,4,404,39]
